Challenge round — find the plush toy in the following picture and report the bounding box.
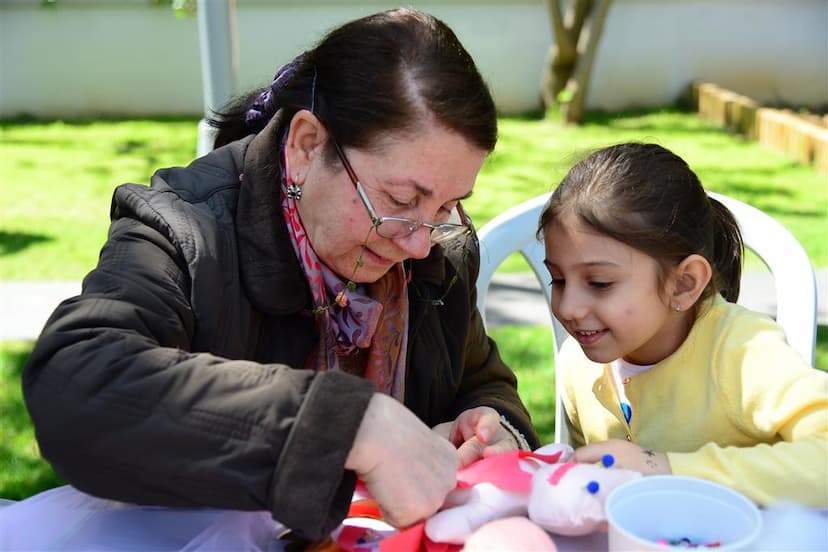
[424,444,641,545]
[329,444,641,551]
[463,516,558,551]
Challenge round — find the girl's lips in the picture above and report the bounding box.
[573,329,607,346]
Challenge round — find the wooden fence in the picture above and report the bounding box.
[693,82,828,175]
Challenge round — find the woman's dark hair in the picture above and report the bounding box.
[538,143,743,310]
[210,8,497,158]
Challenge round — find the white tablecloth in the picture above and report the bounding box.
[1,485,826,551]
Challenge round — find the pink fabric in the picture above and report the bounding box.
[456,450,566,494]
[279,152,408,399]
[547,462,578,486]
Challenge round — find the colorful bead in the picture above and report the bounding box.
[655,536,722,548]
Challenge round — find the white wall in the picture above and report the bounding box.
[1,1,204,118]
[1,0,825,118]
[589,0,828,111]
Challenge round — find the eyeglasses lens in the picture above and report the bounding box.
[430,225,469,244]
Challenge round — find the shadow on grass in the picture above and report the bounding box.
[582,108,717,134]
[0,231,52,257]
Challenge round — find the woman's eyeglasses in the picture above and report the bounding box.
[330,138,471,245]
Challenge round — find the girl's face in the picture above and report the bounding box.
[289,115,487,283]
[543,215,689,365]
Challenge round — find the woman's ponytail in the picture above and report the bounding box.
[209,54,312,149]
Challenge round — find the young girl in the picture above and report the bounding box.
[539,142,827,507]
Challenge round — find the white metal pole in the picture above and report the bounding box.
[196,0,238,157]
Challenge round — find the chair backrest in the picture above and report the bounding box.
[476,192,817,445]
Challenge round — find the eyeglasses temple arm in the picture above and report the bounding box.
[456,202,473,228]
[355,182,381,224]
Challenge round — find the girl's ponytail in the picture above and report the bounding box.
[708,197,743,303]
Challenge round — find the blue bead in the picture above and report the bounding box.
[601,454,615,467]
[586,481,600,494]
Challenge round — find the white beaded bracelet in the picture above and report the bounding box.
[499,415,531,451]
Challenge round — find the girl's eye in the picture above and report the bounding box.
[590,281,613,290]
[549,277,565,287]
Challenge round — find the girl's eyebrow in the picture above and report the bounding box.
[543,260,620,270]
[579,261,620,268]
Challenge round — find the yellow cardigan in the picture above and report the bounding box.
[558,295,828,507]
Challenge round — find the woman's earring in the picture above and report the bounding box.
[674,304,682,312]
[286,184,302,200]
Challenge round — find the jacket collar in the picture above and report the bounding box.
[236,114,311,315]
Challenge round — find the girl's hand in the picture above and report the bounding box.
[572,439,672,476]
[432,407,519,467]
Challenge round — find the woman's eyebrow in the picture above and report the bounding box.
[394,179,474,202]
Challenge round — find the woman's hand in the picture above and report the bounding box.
[432,406,520,467]
[572,439,672,475]
[345,393,459,528]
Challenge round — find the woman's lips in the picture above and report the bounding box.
[363,247,394,266]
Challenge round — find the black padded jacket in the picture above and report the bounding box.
[22,118,538,540]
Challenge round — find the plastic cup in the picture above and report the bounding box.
[605,475,762,551]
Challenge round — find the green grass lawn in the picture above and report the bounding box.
[1,109,826,499]
[1,118,199,279]
[1,109,826,279]
[0,342,65,500]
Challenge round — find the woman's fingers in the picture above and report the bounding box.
[347,394,459,527]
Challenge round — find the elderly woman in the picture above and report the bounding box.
[22,7,538,541]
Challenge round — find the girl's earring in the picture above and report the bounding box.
[674,304,682,312]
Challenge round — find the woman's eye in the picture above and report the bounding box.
[389,195,416,209]
[590,281,612,290]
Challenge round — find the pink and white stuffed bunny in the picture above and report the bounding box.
[425,444,641,545]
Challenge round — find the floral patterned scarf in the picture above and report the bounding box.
[280,152,408,400]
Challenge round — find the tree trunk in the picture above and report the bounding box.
[541,0,593,109]
[562,0,612,123]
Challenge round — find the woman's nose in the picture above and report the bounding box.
[394,226,432,260]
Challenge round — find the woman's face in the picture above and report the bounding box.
[286,113,488,283]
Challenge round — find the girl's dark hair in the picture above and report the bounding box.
[538,143,743,310]
[210,8,497,158]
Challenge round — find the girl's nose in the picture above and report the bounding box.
[394,226,432,260]
[554,286,586,323]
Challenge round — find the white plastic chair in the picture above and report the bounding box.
[476,192,818,445]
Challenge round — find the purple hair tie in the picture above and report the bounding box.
[245,54,305,132]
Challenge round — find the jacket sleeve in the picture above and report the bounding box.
[22,216,375,540]
[446,234,541,449]
[667,321,828,508]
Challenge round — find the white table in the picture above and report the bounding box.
[1,486,825,551]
